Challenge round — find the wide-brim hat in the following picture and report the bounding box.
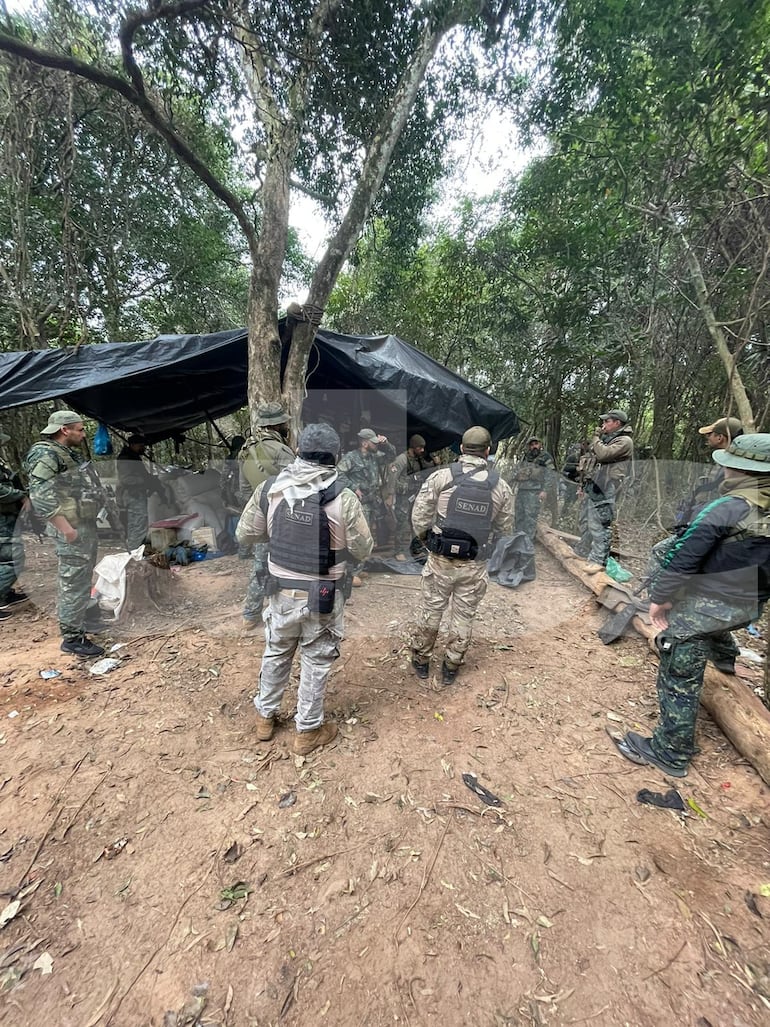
[256,402,288,427]
[40,409,82,435]
[713,433,770,473]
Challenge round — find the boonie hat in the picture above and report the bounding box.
[713,434,770,473]
[599,409,628,424]
[40,410,82,435]
[408,434,426,449]
[358,428,378,442]
[698,416,742,438]
[0,431,9,444]
[256,402,289,427]
[461,426,492,450]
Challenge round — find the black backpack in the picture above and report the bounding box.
[260,477,344,575]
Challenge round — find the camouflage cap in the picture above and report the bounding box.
[527,436,541,444]
[599,409,628,424]
[40,409,82,435]
[698,416,742,438]
[461,426,492,450]
[256,402,288,427]
[712,433,770,473]
[358,428,378,442]
[408,434,426,449]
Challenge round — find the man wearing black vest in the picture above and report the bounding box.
[409,426,513,684]
[235,423,373,755]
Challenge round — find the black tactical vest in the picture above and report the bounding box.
[260,477,344,575]
[436,463,499,560]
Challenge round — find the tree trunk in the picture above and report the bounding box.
[537,525,770,786]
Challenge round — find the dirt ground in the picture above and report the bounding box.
[1,540,769,1027]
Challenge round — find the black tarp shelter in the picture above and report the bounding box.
[0,327,519,449]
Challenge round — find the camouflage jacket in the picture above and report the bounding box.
[239,429,294,494]
[412,455,514,541]
[514,449,557,490]
[387,449,434,499]
[337,443,395,503]
[24,439,95,525]
[0,462,26,516]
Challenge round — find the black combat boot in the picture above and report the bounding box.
[441,661,459,686]
[61,636,105,658]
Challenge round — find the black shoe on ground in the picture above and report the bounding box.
[0,589,29,609]
[0,608,12,622]
[441,661,459,686]
[712,659,736,675]
[61,636,105,658]
[616,730,687,778]
[410,653,429,679]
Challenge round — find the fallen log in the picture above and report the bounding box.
[537,525,770,786]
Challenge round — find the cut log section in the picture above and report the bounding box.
[538,525,770,786]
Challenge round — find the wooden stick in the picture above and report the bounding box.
[537,525,770,787]
[394,815,450,946]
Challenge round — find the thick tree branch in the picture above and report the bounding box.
[0,27,258,256]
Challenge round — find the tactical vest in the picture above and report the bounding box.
[260,476,345,576]
[25,440,96,524]
[434,464,499,560]
[240,434,290,490]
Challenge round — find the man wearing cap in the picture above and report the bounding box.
[387,434,438,560]
[338,428,396,578]
[0,430,30,620]
[675,417,745,531]
[236,423,373,755]
[614,433,770,778]
[239,404,295,630]
[24,411,105,658]
[409,426,513,684]
[576,409,634,573]
[116,435,168,551]
[512,437,557,544]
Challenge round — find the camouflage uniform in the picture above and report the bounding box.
[0,460,26,602]
[387,448,434,556]
[238,428,295,622]
[410,455,513,669]
[116,444,165,550]
[337,444,394,533]
[236,460,373,731]
[25,440,99,641]
[577,422,634,565]
[644,472,770,773]
[513,447,556,540]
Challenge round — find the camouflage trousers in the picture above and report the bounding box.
[243,542,269,622]
[122,495,149,551]
[0,514,23,600]
[578,482,616,565]
[650,593,759,771]
[54,525,99,640]
[255,589,344,732]
[410,553,488,669]
[393,495,416,556]
[515,489,541,541]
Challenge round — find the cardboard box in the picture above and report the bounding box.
[190,526,217,551]
[149,527,178,551]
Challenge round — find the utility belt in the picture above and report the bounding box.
[427,531,488,562]
[268,575,340,614]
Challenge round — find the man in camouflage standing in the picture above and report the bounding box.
[116,434,168,550]
[338,427,395,582]
[0,430,30,621]
[513,436,556,542]
[239,404,295,630]
[25,411,105,658]
[576,409,634,573]
[387,434,437,560]
[614,433,770,778]
[410,426,513,685]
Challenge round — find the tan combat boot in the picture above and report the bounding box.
[255,714,275,741]
[292,722,338,756]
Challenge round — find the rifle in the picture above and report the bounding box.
[80,460,123,532]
